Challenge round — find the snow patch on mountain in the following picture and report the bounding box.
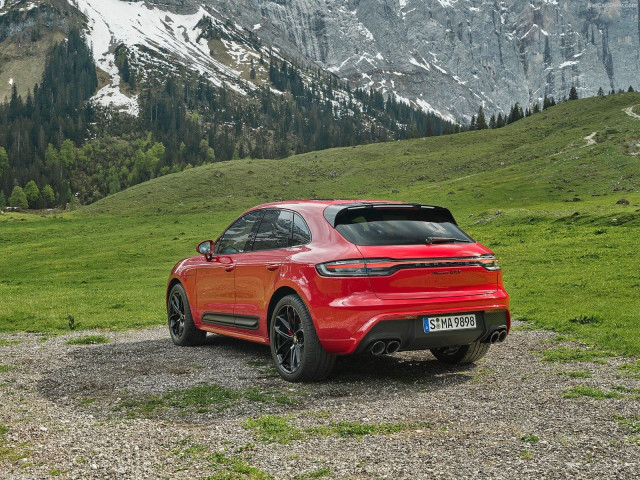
[69,0,258,114]
[415,98,456,124]
[409,57,430,72]
[436,0,460,8]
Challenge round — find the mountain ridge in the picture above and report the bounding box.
[3,1,638,122]
[196,0,639,121]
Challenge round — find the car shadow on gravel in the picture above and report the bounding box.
[37,333,475,415]
[331,352,475,385]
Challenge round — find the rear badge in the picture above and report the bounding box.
[432,270,462,275]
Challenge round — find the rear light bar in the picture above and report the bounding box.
[316,255,500,277]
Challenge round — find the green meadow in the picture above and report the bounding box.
[1,93,639,355]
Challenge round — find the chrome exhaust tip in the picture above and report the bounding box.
[371,340,386,356]
[497,329,507,343]
[385,340,400,354]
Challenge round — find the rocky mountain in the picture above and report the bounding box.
[2,0,458,206]
[197,0,640,121]
[2,0,639,123]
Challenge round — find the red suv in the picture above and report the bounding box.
[167,200,510,381]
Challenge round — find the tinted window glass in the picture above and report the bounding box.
[252,210,293,251]
[215,210,263,254]
[334,208,472,246]
[292,213,311,246]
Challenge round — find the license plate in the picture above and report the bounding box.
[423,314,476,332]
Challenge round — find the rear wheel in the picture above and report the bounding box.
[430,342,489,364]
[168,284,206,346]
[270,294,335,382]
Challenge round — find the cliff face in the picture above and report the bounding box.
[3,0,638,121]
[197,0,640,120]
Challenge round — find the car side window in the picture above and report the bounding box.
[215,210,264,254]
[292,213,311,246]
[252,209,293,251]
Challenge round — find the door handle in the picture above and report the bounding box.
[224,265,236,272]
[266,264,280,271]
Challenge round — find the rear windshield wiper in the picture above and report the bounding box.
[426,237,471,244]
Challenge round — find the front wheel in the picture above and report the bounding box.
[430,342,490,364]
[168,283,206,346]
[270,294,335,382]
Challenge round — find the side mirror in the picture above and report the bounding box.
[196,240,214,259]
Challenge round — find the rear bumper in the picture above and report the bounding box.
[310,289,510,355]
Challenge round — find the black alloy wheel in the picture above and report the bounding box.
[168,290,186,339]
[269,294,335,382]
[167,284,206,346]
[273,304,305,374]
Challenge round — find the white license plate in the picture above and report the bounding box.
[423,314,476,332]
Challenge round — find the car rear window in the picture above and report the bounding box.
[333,207,472,246]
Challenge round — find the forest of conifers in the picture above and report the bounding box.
[1,26,577,209]
[0,27,462,208]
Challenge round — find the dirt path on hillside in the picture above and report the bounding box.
[583,132,597,146]
[1,325,638,479]
[623,105,640,120]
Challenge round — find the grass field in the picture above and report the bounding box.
[1,93,639,355]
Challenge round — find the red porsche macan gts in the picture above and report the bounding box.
[167,200,510,382]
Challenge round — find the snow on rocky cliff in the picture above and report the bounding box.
[69,0,266,115]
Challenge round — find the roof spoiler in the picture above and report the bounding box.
[323,202,458,227]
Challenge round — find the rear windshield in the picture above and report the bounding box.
[334,207,472,246]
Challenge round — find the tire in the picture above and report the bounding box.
[269,294,335,382]
[168,283,206,346]
[430,341,490,364]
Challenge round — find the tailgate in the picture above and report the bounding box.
[356,244,499,300]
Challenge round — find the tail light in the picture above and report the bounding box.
[316,259,392,277]
[477,254,501,271]
[316,255,501,277]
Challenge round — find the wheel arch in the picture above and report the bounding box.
[266,286,304,339]
[166,277,183,308]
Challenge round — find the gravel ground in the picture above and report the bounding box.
[1,322,638,479]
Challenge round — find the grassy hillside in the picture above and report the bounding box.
[1,93,639,355]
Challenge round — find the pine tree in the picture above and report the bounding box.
[9,186,28,209]
[597,87,605,97]
[496,113,505,128]
[569,86,578,100]
[629,85,635,92]
[508,103,524,123]
[532,102,541,114]
[476,106,488,129]
[489,114,496,129]
[0,191,6,209]
[425,118,434,137]
[543,96,555,109]
[0,147,8,177]
[122,57,131,84]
